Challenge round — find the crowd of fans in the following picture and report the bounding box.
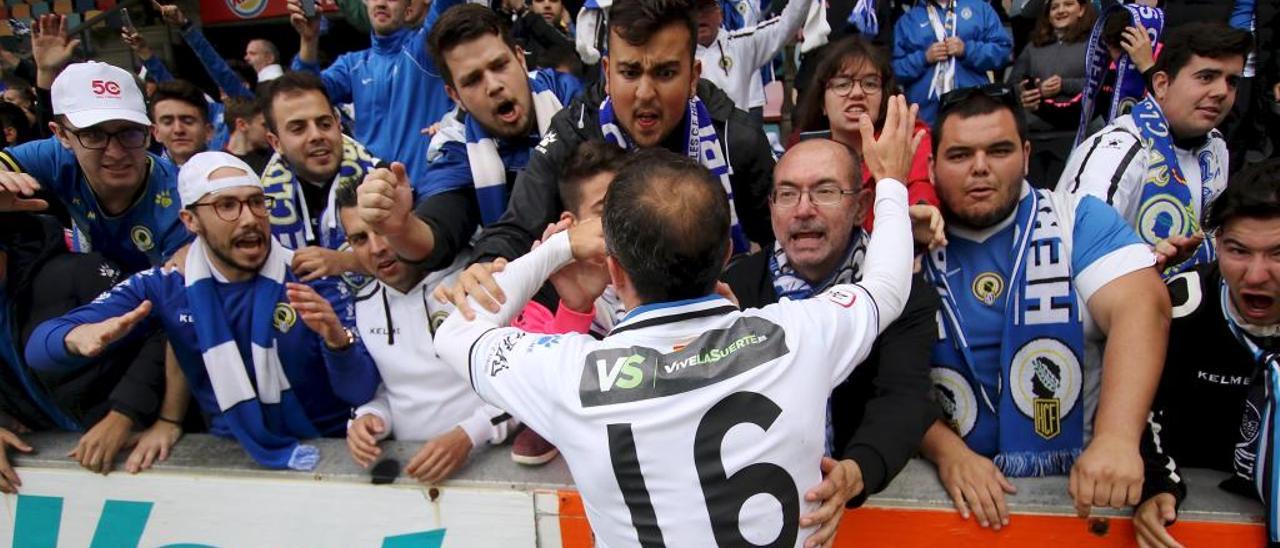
[0,0,1277,546]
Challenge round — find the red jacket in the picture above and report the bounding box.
[862,121,938,232]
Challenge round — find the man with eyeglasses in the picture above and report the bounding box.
[25,152,380,471]
[720,137,943,513]
[918,84,1171,532]
[0,61,190,275]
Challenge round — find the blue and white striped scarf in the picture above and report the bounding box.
[466,76,565,225]
[925,189,1085,477]
[1131,97,1216,277]
[1227,281,1280,544]
[261,135,381,251]
[598,95,749,254]
[1076,4,1164,145]
[847,0,879,37]
[184,236,320,471]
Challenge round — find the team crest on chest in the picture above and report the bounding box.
[971,272,1004,306]
[273,302,297,333]
[931,368,978,437]
[130,225,155,252]
[1010,338,1081,440]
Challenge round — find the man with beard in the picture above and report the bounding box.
[720,138,942,510]
[287,0,463,191]
[1058,23,1252,276]
[259,72,384,283]
[445,0,777,299]
[1132,160,1280,548]
[919,85,1171,532]
[0,53,190,274]
[360,4,582,272]
[24,152,380,471]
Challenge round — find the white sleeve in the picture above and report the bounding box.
[575,8,604,65]
[457,403,519,448]
[435,232,577,435]
[739,0,816,70]
[1056,129,1146,225]
[352,384,393,441]
[766,178,913,387]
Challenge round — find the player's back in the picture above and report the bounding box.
[476,289,879,548]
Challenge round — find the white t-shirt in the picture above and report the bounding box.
[437,180,914,547]
[353,256,515,447]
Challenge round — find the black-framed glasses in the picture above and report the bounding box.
[188,195,275,222]
[65,126,149,150]
[826,75,884,96]
[938,83,1020,115]
[770,184,860,208]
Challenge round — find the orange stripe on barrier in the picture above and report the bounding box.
[555,490,1265,547]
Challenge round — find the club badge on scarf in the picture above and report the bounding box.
[184,237,321,471]
[1076,4,1164,145]
[1131,97,1216,277]
[467,74,564,225]
[1225,281,1280,545]
[925,189,1085,477]
[598,95,749,254]
[926,0,958,101]
[261,134,380,251]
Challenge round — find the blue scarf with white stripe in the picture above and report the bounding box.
[466,75,565,225]
[184,237,320,471]
[1131,97,1216,277]
[1076,4,1164,145]
[924,189,1085,477]
[1226,281,1280,544]
[261,135,380,251]
[598,95,749,254]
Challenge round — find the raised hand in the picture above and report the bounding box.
[1153,233,1205,271]
[0,172,48,212]
[150,0,188,27]
[858,95,925,184]
[909,204,947,251]
[120,27,153,60]
[31,14,81,87]
[357,162,414,237]
[65,300,152,358]
[285,282,346,348]
[1121,23,1155,73]
[291,245,360,282]
[286,0,322,43]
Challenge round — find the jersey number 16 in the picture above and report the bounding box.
[607,391,801,547]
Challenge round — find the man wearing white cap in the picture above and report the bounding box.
[25,152,381,471]
[0,57,188,274]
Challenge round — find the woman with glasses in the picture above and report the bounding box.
[794,36,939,232]
[1006,0,1097,188]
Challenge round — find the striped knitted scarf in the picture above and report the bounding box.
[466,76,564,225]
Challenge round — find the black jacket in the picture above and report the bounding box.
[471,79,777,262]
[721,252,940,506]
[1,213,166,430]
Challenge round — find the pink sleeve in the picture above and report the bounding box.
[548,301,595,335]
[511,300,556,333]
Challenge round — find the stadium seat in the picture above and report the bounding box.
[73,0,92,12]
[94,0,113,10]
[0,21,11,36]
[10,3,28,18]
[53,0,70,14]
[30,1,48,17]
[64,11,78,26]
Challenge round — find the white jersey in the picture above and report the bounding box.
[353,256,515,447]
[1056,113,1228,230]
[438,180,914,548]
[695,0,825,109]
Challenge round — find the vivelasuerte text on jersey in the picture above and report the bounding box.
[436,179,915,547]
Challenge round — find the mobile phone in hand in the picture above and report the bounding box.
[120,9,134,31]
[302,0,316,18]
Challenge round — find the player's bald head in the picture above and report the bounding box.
[774,139,861,191]
[603,148,730,303]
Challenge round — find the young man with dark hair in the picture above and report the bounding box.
[258,71,383,283]
[436,98,921,544]
[1133,158,1280,548]
[150,80,214,167]
[286,0,464,191]
[26,152,380,472]
[322,184,518,484]
[222,97,271,175]
[441,0,778,305]
[1059,21,1253,276]
[360,3,582,275]
[920,85,1171,531]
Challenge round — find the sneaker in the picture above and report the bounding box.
[511,427,559,466]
